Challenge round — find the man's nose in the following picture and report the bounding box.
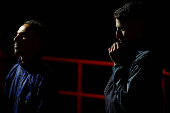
[116,29,123,39]
[13,35,19,42]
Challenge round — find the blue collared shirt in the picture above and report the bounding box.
[4,56,57,113]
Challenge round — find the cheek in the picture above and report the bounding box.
[122,31,125,36]
[124,29,136,37]
[21,41,34,49]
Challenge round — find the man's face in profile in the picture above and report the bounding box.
[13,24,41,55]
[115,18,143,42]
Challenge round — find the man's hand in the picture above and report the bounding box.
[108,41,125,65]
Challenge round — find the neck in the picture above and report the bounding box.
[20,52,39,63]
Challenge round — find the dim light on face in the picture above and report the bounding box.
[13,24,41,55]
[115,18,143,42]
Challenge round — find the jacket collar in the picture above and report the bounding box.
[17,54,43,74]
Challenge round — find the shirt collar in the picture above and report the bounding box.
[17,54,43,74]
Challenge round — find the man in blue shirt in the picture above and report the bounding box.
[4,20,57,113]
[104,1,164,113]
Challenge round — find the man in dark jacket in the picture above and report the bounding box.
[104,1,164,113]
[4,20,57,113]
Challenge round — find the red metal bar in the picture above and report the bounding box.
[58,91,104,99]
[77,63,82,113]
[80,93,104,99]
[42,57,114,66]
[1,54,114,66]
[77,96,81,113]
[58,91,79,96]
[163,68,170,76]
[0,53,167,113]
[77,63,82,93]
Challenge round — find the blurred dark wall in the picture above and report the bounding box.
[0,0,168,62]
[0,1,131,62]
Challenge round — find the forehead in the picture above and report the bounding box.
[17,24,35,33]
[116,19,125,27]
[17,24,29,33]
[17,24,39,40]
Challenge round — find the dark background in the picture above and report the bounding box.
[0,0,133,61]
[0,0,168,61]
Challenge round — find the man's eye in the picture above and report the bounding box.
[21,32,26,37]
[121,29,125,31]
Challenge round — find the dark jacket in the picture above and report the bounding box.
[104,47,164,113]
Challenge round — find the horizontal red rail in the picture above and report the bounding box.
[58,91,104,99]
[0,53,167,113]
[42,57,114,66]
[1,54,114,66]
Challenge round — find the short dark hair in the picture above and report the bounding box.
[24,20,48,55]
[24,20,47,42]
[114,0,145,23]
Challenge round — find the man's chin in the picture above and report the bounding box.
[14,50,22,55]
[14,50,29,56]
[14,49,18,54]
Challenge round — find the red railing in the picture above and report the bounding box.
[43,57,114,113]
[0,50,167,113]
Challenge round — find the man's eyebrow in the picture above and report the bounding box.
[17,31,26,34]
